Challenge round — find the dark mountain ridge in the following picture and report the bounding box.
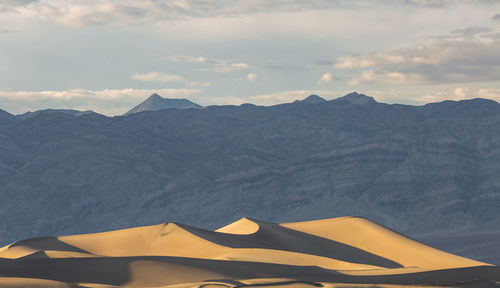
[330,92,377,105]
[17,109,96,120]
[1,93,500,264]
[0,109,19,125]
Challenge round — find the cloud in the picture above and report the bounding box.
[318,72,332,84]
[213,62,248,73]
[493,14,500,21]
[347,70,427,86]
[335,28,500,86]
[450,26,493,36]
[167,55,249,73]
[0,0,36,10]
[131,71,185,83]
[414,87,500,103]
[0,88,202,115]
[187,81,211,87]
[477,88,500,100]
[404,0,496,7]
[402,0,457,8]
[167,56,210,64]
[131,71,211,87]
[130,71,212,87]
[452,87,469,100]
[3,1,338,27]
[246,73,257,82]
[335,52,430,69]
[4,0,494,27]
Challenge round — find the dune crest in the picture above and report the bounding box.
[216,217,260,235]
[0,216,497,288]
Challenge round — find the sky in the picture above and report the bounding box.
[1,0,500,115]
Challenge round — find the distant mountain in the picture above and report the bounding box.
[125,93,202,115]
[17,109,95,120]
[1,92,500,264]
[0,108,19,124]
[295,94,327,104]
[331,92,377,105]
[293,92,376,105]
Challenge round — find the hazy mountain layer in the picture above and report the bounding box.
[0,93,500,264]
[17,109,95,120]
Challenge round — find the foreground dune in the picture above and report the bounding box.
[0,216,497,288]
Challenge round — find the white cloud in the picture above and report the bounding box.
[246,73,257,82]
[0,88,202,115]
[413,87,500,103]
[187,81,212,87]
[318,72,332,84]
[213,62,249,73]
[5,0,491,27]
[167,56,209,64]
[131,71,212,87]
[347,70,427,86]
[453,87,469,100]
[335,56,375,69]
[477,88,500,100]
[167,55,249,73]
[335,28,500,86]
[335,48,442,69]
[404,0,495,7]
[131,71,185,83]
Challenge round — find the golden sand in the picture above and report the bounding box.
[0,217,496,288]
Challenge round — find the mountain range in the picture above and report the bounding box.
[0,92,499,264]
[0,93,202,124]
[17,109,95,120]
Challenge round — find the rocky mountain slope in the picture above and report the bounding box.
[124,93,202,115]
[0,93,499,264]
[0,109,18,125]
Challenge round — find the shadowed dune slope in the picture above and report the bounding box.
[280,216,485,269]
[0,217,497,288]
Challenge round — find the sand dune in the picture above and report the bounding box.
[0,217,497,288]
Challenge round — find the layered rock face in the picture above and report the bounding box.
[0,94,499,264]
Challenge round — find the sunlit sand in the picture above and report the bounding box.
[0,216,497,287]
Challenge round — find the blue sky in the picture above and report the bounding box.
[1,0,500,115]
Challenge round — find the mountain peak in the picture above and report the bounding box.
[148,93,162,100]
[0,108,19,124]
[302,94,327,104]
[125,94,202,115]
[293,94,327,104]
[331,92,377,105]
